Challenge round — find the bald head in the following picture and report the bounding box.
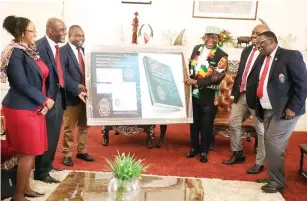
[68,25,85,48]
[254,24,270,34]
[46,18,67,43]
[251,24,270,45]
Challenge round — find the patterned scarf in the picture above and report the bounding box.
[189,45,218,99]
[0,41,39,83]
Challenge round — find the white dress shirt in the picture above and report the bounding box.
[46,35,57,58]
[242,47,260,91]
[68,42,81,64]
[68,42,85,67]
[259,46,279,109]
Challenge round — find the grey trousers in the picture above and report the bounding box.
[229,93,265,165]
[263,110,299,187]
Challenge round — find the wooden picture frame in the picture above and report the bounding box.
[193,1,258,20]
[122,0,152,4]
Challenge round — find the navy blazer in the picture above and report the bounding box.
[36,36,66,109]
[255,47,307,120]
[2,49,48,110]
[60,43,82,106]
[232,45,265,109]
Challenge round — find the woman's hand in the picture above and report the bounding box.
[37,105,49,115]
[46,98,55,110]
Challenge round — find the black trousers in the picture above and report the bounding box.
[190,99,217,153]
[34,91,63,177]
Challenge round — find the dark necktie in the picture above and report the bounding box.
[240,48,257,92]
[256,56,271,99]
[55,45,64,87]
[77,48,85,85]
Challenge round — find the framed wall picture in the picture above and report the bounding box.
[122,0,152,4]
[193,1,258,20]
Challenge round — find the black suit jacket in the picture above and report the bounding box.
[189,44,228,106]
[232,45,265,109]
[255,47,307,120]
[36,36,67,109]
[60,43,83,106]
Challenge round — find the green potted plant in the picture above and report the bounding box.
[105,151,149,201]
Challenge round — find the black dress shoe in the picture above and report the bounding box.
[187,149,199,158]
[76,153,94,162]
[261,183,284,193]
[200,153,208,163]
[246,164,264,174]
[223,151,246,165]
[257,178,270,183]
[34,174,60,184]
[24,191,45,198]
[63,157,73,166]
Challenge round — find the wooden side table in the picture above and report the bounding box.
[299,144,307,181]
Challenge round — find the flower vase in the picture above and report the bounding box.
[108,178,141,201]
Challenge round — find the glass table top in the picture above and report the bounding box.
[46,171,204,201]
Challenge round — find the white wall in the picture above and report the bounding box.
[0,0,307,131]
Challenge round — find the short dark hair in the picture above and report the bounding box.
[258,31,278,43]
[2,15,31,40]
[68,25,82,36]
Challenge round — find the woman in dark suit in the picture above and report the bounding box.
[1,16,55,201]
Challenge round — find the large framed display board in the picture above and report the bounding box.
[85,45,193,126]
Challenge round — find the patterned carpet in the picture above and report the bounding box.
[3,125,307,200]
[52,125,307,201]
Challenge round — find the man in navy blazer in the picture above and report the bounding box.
[60,25,92,167]
[255,31,307,193]
[34,18,68,183]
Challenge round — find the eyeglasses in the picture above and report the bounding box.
[26,30,37,34]
[256,38,271,46]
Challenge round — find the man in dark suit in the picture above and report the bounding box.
[34,18,67,183]
[223,24,270,175]
[255,31,307,193]
[184,26,228,163]
[60,25,92,166]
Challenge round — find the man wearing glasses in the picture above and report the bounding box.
[255,31,307,193]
